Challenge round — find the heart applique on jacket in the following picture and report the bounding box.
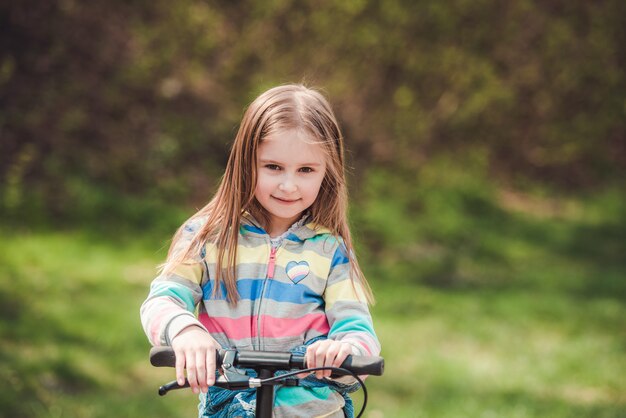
[285,261,310,284]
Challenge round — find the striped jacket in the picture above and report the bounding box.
[140,214,380,417]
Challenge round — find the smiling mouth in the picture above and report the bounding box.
[272,196,300,204]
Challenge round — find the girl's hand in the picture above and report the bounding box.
[305,339,353,379]
[171,326,219,394]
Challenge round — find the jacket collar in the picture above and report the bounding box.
[240,212,331,243]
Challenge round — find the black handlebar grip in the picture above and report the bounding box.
[150,346,177,367]
[149,347,224,368]
[340,355,384,376]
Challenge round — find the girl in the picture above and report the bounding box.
[141,84,380,418]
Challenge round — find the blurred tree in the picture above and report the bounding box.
[1,0,624,219]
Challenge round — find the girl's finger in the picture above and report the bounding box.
[206,348,216,386]
[332,344,352,377]
[174,348,186,386]
[305,344,316,368]
[305,343,319,377]
[186,353,199,394]
[315,342,330,379]
[195,350,208,393]
[323,344,340,378]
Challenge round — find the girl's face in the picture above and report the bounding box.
[254,129,327,237]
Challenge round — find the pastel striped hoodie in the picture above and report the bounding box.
[140,214,380,417]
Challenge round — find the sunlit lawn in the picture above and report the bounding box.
[366,284,625,418]
[0,217,624,417]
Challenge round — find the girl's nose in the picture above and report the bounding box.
[279,176,297,193]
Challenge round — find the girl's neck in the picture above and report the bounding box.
[267,213,309,241]
[267,214,303,238]
[245,208,308,238]
[268,222,292,238]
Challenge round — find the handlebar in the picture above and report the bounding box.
[150,346,384,376]
[150,346,384,418]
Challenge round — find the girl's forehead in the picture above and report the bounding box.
[258,130,327,163]
[262,128,317,144]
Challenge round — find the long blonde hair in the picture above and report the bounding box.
[164,84,373,304]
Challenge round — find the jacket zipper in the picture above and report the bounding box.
[267,246,277,279]
[256,245,277,350]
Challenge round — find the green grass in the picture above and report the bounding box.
[0,230,197,417]
[1,184,625,417]
[366,285,625,418]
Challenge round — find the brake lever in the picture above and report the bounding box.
[217,349,251,389]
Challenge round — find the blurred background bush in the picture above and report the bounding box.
[1,1,624,417]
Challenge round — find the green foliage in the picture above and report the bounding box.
[354,155,626,299]
[1,0,625,222]
[1,176,189,240]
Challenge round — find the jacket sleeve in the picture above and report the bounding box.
[323,241,381,357]
[140,220,208,347]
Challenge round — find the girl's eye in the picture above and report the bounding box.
[265,164,281,171]
[299,167,314,173]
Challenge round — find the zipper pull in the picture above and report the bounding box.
[267,247,277,279]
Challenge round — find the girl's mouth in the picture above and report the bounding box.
[272,196,300,204]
